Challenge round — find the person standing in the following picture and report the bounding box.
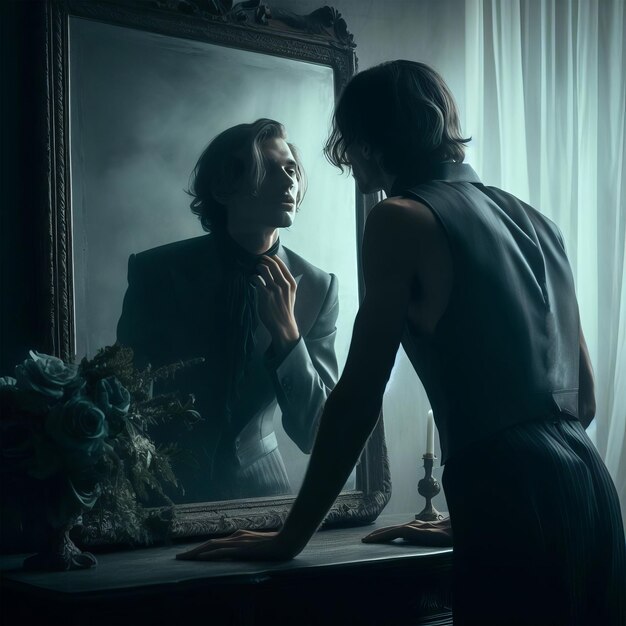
[177,63,625,626]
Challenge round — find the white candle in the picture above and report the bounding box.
[426,410,435,456]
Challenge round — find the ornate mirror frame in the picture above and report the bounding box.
[43,0,390,540]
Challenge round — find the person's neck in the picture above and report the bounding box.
[381,172,397,197]
[226,225,279,255]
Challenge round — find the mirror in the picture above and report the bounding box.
[47,0,389,540]
[69,16,359,504]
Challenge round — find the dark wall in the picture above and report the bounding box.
[1,1,51,373]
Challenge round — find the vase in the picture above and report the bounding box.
[20,474,99,571]
[22,518,97,571]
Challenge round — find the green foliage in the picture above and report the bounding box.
[78,344,203,544]
[1,344,204,545]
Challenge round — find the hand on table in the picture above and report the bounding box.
[176,529,296,562]
[362,517,453,547]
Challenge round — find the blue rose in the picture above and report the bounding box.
[15,351,80,401]
[44,397,109,470]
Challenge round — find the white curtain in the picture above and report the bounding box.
[464,0,626,521]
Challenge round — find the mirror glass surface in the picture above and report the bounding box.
[69,17,358,504]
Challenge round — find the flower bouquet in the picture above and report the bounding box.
[0,345,202,571]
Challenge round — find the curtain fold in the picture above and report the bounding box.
[464,0,626,523]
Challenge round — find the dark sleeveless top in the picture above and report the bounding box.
[393,163,581,463]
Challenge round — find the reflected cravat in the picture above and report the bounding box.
[215,231,280,422]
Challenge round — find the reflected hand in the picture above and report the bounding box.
[362,517,453,547]
[176,529,296,562]
[252,255,299,353]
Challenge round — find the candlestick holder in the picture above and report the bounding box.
[415,453,445,521]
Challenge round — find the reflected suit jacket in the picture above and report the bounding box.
[116,234,339,502]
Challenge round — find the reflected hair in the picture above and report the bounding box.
[324,60,470,177]
[188,118,308,232]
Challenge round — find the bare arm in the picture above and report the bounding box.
[278,198,452,554]
[177,197,452,561]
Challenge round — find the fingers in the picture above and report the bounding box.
[433,517,452,530]
[250,274,267,289]
[187,547,241,561]
[176,539,242,560]
[254,263,277,290]
[177,544,242,561]
[361,524,404,543]
[176,540,221,560]
[402,527,453,547]
[176,531,241,559]
[268,255,297,290]
[176,530,279,561]
[361,519,453,545]
[258,255,296,291]
[407,520,445,529]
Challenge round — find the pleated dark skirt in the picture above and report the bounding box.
[442,418,626,626]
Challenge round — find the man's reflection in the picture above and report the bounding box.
[117,119,338,502]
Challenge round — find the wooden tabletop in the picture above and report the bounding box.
[0,513,452,597]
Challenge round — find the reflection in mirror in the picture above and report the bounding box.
[69,18,358,504]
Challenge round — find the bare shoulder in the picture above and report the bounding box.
[365,196,441,240]
[371,194,433,215]
[362,194,453,324]
[364,195,446,256]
